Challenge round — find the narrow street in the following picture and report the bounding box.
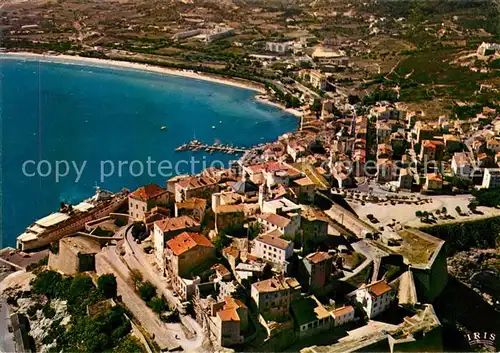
[95,247,178,351]
[0,272,15,353]
[123,227,206,350]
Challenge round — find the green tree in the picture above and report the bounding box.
[468,202,478,212]
[98,274,117,299]
[311,98,322,112]
[138,282,156,302]
[131,222,147,240]
[455,206,462,214]
[149,296,168,314]
[213,234,231,252]
[131,270,143,288]
[31,270,63,298]
[112,335,145,353]
[415,210,423,218]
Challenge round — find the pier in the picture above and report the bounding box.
[175,140,250,155]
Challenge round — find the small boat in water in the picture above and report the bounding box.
[212,126,216,129]
[161,126,167,131]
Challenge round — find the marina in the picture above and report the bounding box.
[175,140,255,154]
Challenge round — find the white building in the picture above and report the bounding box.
[172,29,202,40]
[262,198,301,214]
[205,25,234,42]
[353,280,393,319]
[486,139,500,152]
[482,168,500,189]
[251,276,301,321]
[477,42,500,56]
[332,305,355,327]
[257,212,301,240]
[252,230,293,269]
[266,41,292,54]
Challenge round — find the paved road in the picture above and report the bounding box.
[0,272,16,353]
[123,228,206,351]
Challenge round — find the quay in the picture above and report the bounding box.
[175,140,250,155]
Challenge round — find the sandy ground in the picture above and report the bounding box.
[349,194,500,228]
[2,52,265,92]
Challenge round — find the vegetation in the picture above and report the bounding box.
[421,216,500,255]
[98,274,118,299]
[131,222,147,241]
[138,281,156,303]
[471,188,500,207]
[114,217,128,227]
[30,270,142,352]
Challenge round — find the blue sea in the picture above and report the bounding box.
[0,57,298,247]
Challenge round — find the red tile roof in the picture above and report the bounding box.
[175,197,207,210]
[130,184,166,201]
[332,305,354,317]
[224,296,246,310]
[365,280,392,297]
[256,234,291,250]
[306,251,332,264]
[155,216,199,233]
[422,140,444,149]
[177,175,217,190]
[217,308,240,322]
[258,212,290,228]
[166,232,213,256]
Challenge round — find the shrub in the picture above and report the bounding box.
[98,274,117,299]
[138,282,156,303]
[27,303,43,319]
[149,296,168,314]
[43,302,56,319]
[114,217,128,227]
[31,270,64,298]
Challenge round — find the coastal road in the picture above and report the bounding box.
[0,272,16,353]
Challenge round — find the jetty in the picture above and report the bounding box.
[175,140,250,155]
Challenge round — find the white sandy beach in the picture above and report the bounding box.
[2,52,265,92]
[2,52,303,117]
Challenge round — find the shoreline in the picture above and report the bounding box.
[1,51,302,117]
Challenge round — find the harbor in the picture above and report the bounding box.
[175,140,252,155]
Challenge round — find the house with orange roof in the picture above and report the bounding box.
[376,158,397,183]
[257,212,300,240]
[354,279,393,319]
[419,140,445,161]
[424,173,443,191]
[174,175,219,203]
[251,276,301,321]
[214,297,249,346]
[332,305,355,326]
[174,197,207,222]
[291,295,333,337]
[486,138,500,152]
[165,232,215,299]
[214,204,245,232]
[153,216,201,269]
[128,184,171,221]
[298,251,333,292]
[194,287,249,348]
[251,231,294,272]
[300,206,329,250]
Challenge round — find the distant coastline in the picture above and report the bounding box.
[1,52,303,117]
